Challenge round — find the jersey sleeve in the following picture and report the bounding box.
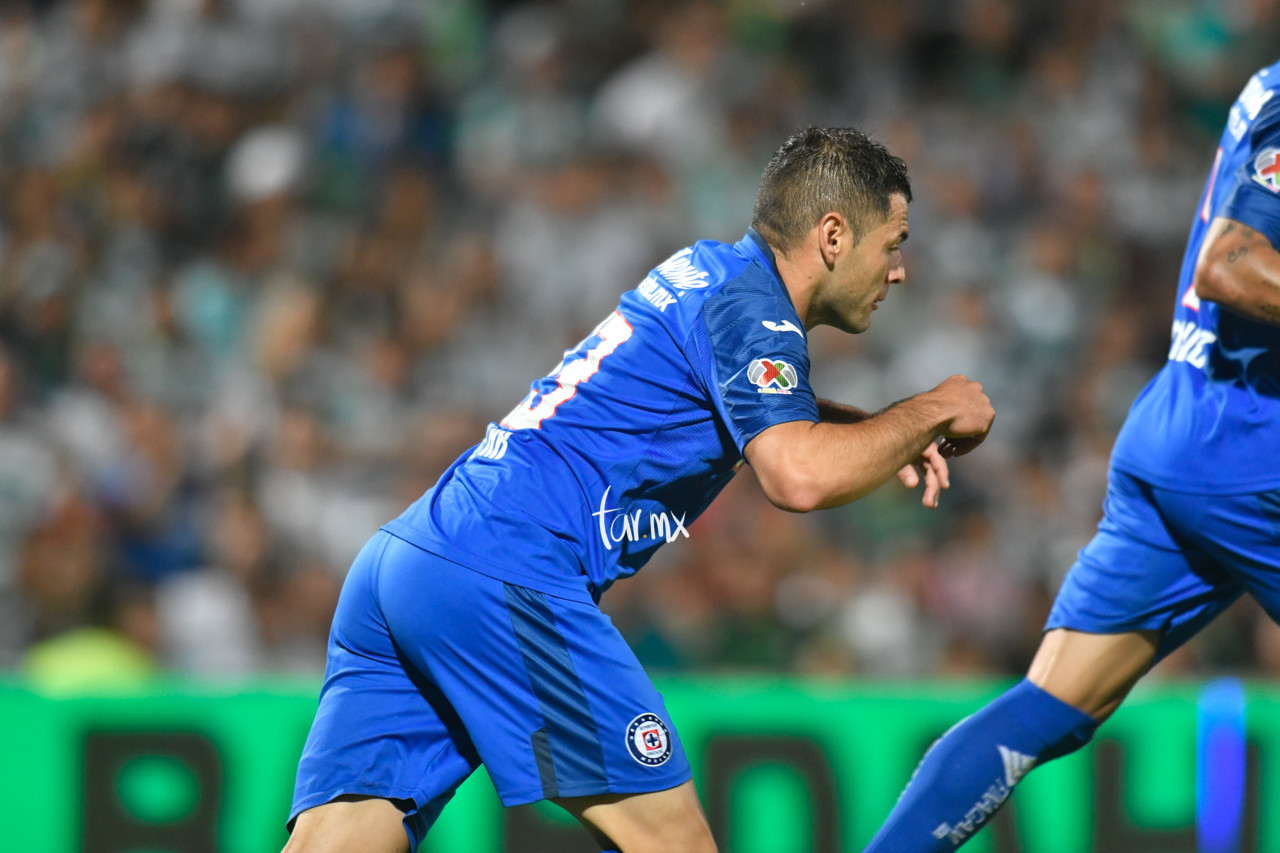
[1221,97,1280,246]
[689,273,819,453]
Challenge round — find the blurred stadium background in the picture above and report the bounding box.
[1,0,1279,850]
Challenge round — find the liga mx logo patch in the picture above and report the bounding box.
[1253,146,1280,192]
[747,358,798,395]
[625,713,672,766]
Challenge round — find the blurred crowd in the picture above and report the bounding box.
[4,0,1280,688]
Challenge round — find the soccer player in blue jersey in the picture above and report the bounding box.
[283,127,996,853]
[863,62,1280,853]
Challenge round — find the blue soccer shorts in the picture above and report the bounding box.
[290,530,691,848]
[1048,467,1280,662]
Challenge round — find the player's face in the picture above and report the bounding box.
[828,194,909,334]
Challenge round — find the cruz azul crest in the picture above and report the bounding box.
[625,713,672,766]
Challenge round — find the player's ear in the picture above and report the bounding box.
[816,212,845,270]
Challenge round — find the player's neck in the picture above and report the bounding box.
[773,243,822,331]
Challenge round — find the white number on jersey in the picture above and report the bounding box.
[501,311,634,430]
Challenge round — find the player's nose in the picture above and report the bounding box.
[888,257,905,284]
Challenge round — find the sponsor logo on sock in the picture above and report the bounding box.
[998,745,1036,787]
[930,747,1034,846]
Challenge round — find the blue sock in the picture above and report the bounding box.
[862,679,1099,852]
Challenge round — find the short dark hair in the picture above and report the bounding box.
[751,127,912,253]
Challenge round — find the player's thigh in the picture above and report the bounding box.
[284,796,410,853]
[1047,469,1243,667]
[378,552,693,808]
[291,533,479,849]
[555,780,716,853]
[1154,485,1280,622]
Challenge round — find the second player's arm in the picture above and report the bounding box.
[744,375,993,513]
[1193,217,1280,325]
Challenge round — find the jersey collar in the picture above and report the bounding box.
[743,227,782,279]
[742,227,802,317]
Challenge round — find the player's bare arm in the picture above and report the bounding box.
[815,398,871,423]
[745,375,993,512]
[817,398,953,507]
[1193,217,1280,325]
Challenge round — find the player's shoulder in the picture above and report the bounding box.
[697,232,797,325]
[696,233,808,364]
[629,233,781,328]
[647,237,755,295]
[1232,64,1280,141]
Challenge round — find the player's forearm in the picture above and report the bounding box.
[816,398,873,424]
[806,396,953,509]
[748,376,992,512]
[753,395,950,512]
[1194,219,1280,326]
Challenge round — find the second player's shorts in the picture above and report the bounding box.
[1048,467,1280,661]
[290,530,692,848]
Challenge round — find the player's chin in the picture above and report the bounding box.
[840,311,872,335]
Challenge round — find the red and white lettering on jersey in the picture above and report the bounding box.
[1200,147,1223,223]
[1181,282,1202,311]
[501,311,634,430]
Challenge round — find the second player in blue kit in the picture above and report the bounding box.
[863,60,1280,853]
[285,127,996,853]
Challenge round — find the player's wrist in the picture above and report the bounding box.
[893,390,955,438]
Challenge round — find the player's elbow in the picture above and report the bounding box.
[745,421,831,512]
[751,452,828,512]
[756,471,826,513]
[1193,230,1256,305]
[1192,255,1234,304]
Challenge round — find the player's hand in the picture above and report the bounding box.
[937,435,986,458]
[931,375,994,446]
[897,440,950,508]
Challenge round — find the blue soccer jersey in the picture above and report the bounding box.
[382,229,819,601]
[1111,62,1280,493]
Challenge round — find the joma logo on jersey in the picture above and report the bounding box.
[748,358,798,394]
[592,487,690,550]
